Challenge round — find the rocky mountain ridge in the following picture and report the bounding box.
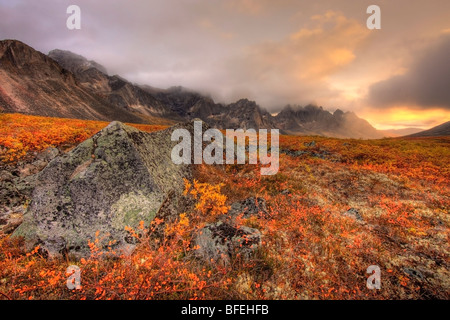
[1,39,384,139]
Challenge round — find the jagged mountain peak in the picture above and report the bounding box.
[48,49,108,75]
[0,39,60,72]
[230,98,259,109]
[274,103,382,138]
[278,104,325,114]
[0,39,35,54]
[46,49,176,120]
[278,104,328,119]
[165,86,194,94]
[0,39,29,52]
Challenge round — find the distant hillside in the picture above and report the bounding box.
[407,121,450,137]
[380,127,423,137]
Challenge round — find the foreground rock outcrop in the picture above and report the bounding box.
[13,121,197,257]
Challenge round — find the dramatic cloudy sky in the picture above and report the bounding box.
[1,0,449,129]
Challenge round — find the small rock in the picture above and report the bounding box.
[343,208,363,221]
[36,147,60,162]
[0,209,24,235]
[280,149,308,157]
[18,163,38,177]
[403,268,424,281]
[229,197,268,218]
[0,170,14,182]
[194,221,261,265]
[17,147,61,177]
[304,141,316,147]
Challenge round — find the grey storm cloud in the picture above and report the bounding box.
[368,34,450,110]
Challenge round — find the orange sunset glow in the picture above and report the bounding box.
[361,108,450,130]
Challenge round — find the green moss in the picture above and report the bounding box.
[11,215,39,251]
[110,191,161,230]
[12,217,37,238]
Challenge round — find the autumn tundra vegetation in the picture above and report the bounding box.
[0,113,448,300]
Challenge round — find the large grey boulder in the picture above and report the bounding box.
[13,121,196,257]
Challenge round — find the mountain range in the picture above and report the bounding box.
[1,39,447,139]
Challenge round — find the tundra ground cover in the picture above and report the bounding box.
[0,113,167,163]
[0,113,448,299]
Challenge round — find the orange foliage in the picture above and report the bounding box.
[183,179,229,220]
[0,113,167,163]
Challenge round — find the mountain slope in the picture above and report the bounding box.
[407,121,450,137]
[145,86,278,130]
[0,40,145,123]
[48,49,180,121]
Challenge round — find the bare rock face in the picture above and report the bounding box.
[13,121,196,257]
[48,49,179,121]
[274,104,384,139]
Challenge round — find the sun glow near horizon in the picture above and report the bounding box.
[361,107,450,131]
